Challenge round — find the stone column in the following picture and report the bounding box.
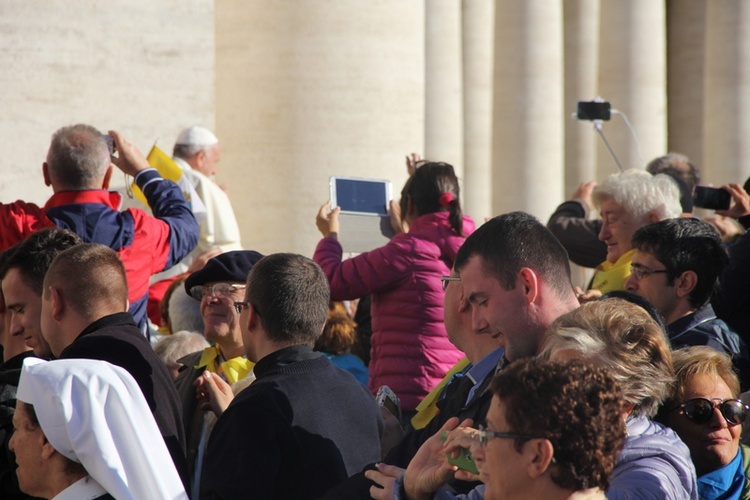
[597,0,667,175]
[704,2,750,185]
[461,0,495,222]
[425,0,464,172]
[492,0,565,220]
[216,1,425,254]
[563,0,600,195]
[666,0,706,170]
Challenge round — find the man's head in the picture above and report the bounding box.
[240,253,330,361]
[442,267,501,363]
[646,153,700,192]
[593,169,682,264]
[542,298,674,418]
[41,244,128,357]
[173,126,221,177]
[184,251,264,353]
[453,212,576,361]
[626,218,727,324]
[475,358,625,497]
[44,124,113,191]
[1,228,82,358]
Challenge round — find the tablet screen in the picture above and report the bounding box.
[331,177,391,216]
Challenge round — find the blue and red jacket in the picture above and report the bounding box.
[0,169,199,333]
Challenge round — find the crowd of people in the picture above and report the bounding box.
[1,123,750,499]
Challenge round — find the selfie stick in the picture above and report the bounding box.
[592,121,625,172]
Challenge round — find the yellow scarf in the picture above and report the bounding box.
[195,346,253,385]
[590,249,635,294]
[410,357,471,430]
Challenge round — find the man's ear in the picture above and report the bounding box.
[42,163,52,187]
[246,302,260,331]
[525,438,555,479]
[518,268,539,304]
[49,286,65,321]
[646,210,660,224]
[674,270,698,298]
[101,166,113,190]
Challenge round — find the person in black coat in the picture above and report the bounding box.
[38,243,189,491]
[197,253,383,499]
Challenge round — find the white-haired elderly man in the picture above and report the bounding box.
[589,168,682,294]
[172,126,242,258]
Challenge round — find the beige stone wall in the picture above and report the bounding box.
[216,0,424,255]
[3,1,750,261]
[0,0,215,204]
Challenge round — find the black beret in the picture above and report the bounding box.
[184,250,264,298]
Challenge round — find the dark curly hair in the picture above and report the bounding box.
[492,358,626,492]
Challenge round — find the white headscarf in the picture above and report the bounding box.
[17,358,187,500]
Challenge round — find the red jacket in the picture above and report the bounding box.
[0,170,198,332]
[314,212,474,412]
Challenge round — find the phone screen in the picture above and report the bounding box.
[332,178,390,216]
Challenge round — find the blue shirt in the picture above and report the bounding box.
[465,347,504,405]
[697,447,745,500]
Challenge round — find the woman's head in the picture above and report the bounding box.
[314,301,357,355]
[541,298,674,418]
[664,346,744,476]
[399,162,464,235]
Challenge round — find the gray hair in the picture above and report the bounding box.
[153,331,209,371]
[592,169,682,221]
[541,298,674,418]
[173,143,214,161]
[169,287,205,334]
[46,124,111,189]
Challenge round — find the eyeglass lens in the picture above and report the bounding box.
[683,398,747,425]
[191,283,239,300]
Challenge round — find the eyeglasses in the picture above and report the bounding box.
[189,283,246,301]
[234,301,249,314]
[629,265,670,281]
[669,398,748,426]
[441,276,461,291]
[477,424,538,447]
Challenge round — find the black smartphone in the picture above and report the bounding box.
[693,186,730,210]
[576,101,611,121]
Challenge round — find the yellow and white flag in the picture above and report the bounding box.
[131,145,207,224]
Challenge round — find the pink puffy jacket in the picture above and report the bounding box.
[313,212,474,412]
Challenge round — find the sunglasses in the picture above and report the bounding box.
[670,398,748,426]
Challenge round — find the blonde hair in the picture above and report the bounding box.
[541,298,674,418]
[667,346,740,406]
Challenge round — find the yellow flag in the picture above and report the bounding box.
[131,145,187,206]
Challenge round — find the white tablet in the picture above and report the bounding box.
[330,176,392,216]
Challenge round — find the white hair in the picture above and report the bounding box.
[592,169,682,221]
[168,287,205,334]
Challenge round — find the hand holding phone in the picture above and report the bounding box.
[694,186,731,210]
[441,430,479,475]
